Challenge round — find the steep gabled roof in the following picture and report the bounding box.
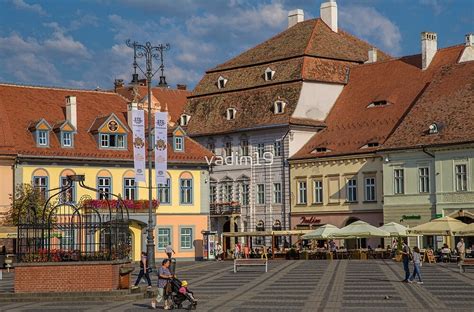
[291,45,466,160]
[0,83,212,164]
[211,18,390,72]
[382,60,474,150]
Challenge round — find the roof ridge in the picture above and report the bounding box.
[0,81,118,95]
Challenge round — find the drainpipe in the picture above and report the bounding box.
[422,146,437,232]
[422,146,435,158]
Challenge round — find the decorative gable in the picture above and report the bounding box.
[28,119,52,147]
[173,126,186,152]
[89,113,129,134]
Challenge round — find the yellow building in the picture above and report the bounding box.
[0,83,213,261]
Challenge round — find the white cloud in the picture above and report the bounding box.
[419,0,443,15]
[11,0,47,16]
[340,6,402,55]
[43,23,91,58]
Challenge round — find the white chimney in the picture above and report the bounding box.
[65,96,77,129]
[367,48,378,63]
[421,32,437,70]
[288,9,304,28]
[459,33,474,63]
[320,0,338,33]
[127,101,138,128]
[465,33,474,47]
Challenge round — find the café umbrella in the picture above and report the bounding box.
[456,223,474,236]
[378,222,411,237]
[331,220,390,238]
[408,216,466,235]
[302,224,340,240]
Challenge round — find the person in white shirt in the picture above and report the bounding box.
[457,238,466,261]
[165,244,175,259]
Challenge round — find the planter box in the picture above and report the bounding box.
[14,260,132,293]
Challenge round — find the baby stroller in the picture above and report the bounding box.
[170,278,197,310]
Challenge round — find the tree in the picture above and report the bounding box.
[3,183,49,226]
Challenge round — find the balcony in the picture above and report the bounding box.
[210,202,241,216]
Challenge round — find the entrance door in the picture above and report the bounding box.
[223,220,238,255]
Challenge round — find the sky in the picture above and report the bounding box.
[0,0,472,90]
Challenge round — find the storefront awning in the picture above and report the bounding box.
[222,230,311,237]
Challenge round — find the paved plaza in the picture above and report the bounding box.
[0,260,472,311]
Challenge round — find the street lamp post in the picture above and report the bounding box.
[126,40,170,268]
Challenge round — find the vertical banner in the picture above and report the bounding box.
[154,112,168,185]
[132,109,146,182]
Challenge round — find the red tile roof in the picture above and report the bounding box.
[115,85,191,125]
[382,60,474,150]
[0,83,212,164]
[291,45,466,160]
[212,18,390,71]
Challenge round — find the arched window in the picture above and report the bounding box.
[97,170,112,200]
[59,169,76,203]
[158,172,172,204]
[32,168,49,200]
[179,172,193,204]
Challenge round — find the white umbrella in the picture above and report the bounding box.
[332,220,390,238]
[302,224,340,240]
[408,216,466,235]
[379,222,412,237]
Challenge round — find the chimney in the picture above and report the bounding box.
[465,33,474,47]
[288,9,304,28]
[367,48,377,63]
[65,96,77,130]
[459,33,474,63]
[114,79,124,91]
[177,84,187,90]
[127,101,138,128]
[320,0,338,33]
[421,32,437,70]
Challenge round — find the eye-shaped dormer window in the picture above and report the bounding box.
[265,67,275,81]
[226,108,236,120]
[218,76,228,89]
[180,114,191,126]
[274,100,286,114]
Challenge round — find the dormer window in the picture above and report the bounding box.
[274,100,286,114]
[226,108,236,120]
[180,114,190,126]
[313,147,330,153]
[429,123,439,134]
[100,133,126,148]
[361,142,379,149]
[174,136,184,151]
[38,130,49,146]
[367,100,390,108]
[29,119,52,147]
[218,76,228,89]
[265,67,275,81]
[62,132,72,147]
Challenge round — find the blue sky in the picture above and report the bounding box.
[0,0,472,90]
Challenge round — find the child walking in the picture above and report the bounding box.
[408,246,423,284]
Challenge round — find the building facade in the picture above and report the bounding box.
[0,83,212,261]
[381,47,474,248]
[289,27,473,247]
[182,1,391,246]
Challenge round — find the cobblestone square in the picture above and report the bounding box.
[0,260,472,311]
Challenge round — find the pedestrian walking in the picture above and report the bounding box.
[244,244,250,259]
[165,244,175,259]
[151,259,173,309]
[401,239,411,283]
[408,246,423,284]
[261,246,268,260]
[234,243,241,259]
[132,252,152,290]
[457,238,466,261]
[216,243,223,261]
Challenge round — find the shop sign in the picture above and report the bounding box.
[300,216,321,225]
[435,213,443,219]
[402,215,421,220]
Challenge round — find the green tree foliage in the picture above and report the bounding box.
[3,184,50,226]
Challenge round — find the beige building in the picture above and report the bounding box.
[290,33,470,248]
